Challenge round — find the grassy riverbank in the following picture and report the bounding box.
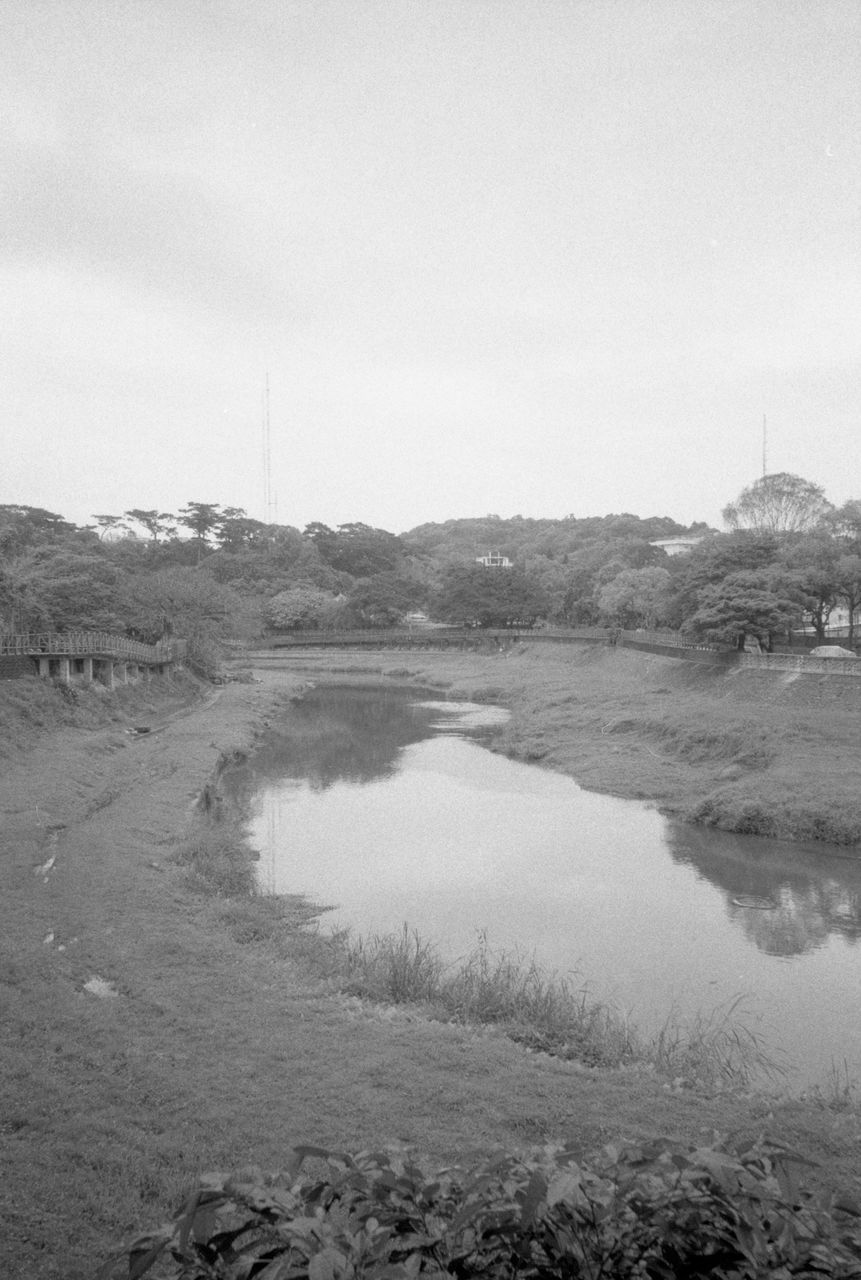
[2,657,860,1277]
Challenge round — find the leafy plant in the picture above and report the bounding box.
[100,1137,861,1278]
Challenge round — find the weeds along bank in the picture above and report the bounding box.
[307,641,861,848]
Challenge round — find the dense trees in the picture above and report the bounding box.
[597,566,673,629]
[434,564,548,628]
[2,472,859,663]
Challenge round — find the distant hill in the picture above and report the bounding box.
[402,513,707,562]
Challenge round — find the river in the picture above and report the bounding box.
[226,681,861,1087]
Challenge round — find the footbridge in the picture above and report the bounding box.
[0,631,183,687]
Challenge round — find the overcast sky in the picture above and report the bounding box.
[2,0,858,535]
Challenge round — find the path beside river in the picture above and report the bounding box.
[1,651,859,1278]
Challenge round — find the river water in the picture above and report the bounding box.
[228,682,861,1087]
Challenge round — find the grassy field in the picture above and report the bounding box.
[1,649,860,1278]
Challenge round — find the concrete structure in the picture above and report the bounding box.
[475,551,513,567]
[648,536,706,556]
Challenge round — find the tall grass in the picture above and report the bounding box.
[331,925,777,1087]
[648,995,785,1090]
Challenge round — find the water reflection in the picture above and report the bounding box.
[667,825,861,957]
[232,681,861,1083]
[226,684,510,806]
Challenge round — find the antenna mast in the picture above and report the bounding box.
[762,413,767,478]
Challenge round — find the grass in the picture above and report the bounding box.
[0,670,204,758]
[171,816,258,897]
[4,653,861,1279]
[328,924,780,1088]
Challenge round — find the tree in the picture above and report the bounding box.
[6,546,125,632]
[265,584,340,631]
[597,566,672,629]
[669,530,780,627]
[836,554,861,645]
[344,572,427,628]
[121,566,239,650]
[92,514,127,540]
[778,533,841,642]
[434,564,548,628]
[686,571,798,650]
[125,509,177,543]
[0,505,77,557]
[216,509,267,550]
[722,473,832,535]
[177,502,222,544]
[304,522,404,577]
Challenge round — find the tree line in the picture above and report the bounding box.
[1,473,859,670]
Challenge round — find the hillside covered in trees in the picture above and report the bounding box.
[2,473,860,668]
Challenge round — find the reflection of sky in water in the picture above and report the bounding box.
[243,687,861,1087]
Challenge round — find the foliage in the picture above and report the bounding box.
[434,564,548,628]
[119,566,240,673]
[3,546,125,632]
[103,1136,861,1279]
[305,522,405,577]
[778,532,841,641]
[0,503,77,556]
[125,508,179,542]
[685,571,798,648]
[333,928,772,1086]
[597,566,672,629]
[178,502,224,545]
[344,572,428,628]
[723,472,833,535]
[266,585,342,631]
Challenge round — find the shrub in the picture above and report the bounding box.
[101,1137,861,1278]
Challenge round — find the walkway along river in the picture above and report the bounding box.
[224,682,861,1088]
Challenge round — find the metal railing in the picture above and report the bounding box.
[0,631,175,663]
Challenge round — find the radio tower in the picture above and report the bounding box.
[762,413,768,478]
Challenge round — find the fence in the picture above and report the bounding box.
[738,651,861,676]
[0,631,176,664]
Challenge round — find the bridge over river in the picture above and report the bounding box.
[0,631,182,686]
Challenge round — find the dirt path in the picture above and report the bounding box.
[1,667,858,1278]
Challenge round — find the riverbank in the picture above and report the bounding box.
[1,658,859,1278]
[253,641,861,846]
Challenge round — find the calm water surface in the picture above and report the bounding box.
[228,683,861,1086]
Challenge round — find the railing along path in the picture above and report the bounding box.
[0,630,173,664]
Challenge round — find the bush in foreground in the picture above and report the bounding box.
[101,1137,861,1278]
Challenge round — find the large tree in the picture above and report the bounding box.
[597,566,672,629]
[265,584,340,631]
[177,502,222,544]
[722,473,832,536]
[125,509,177,543]
[778,532,841,643]
[686,570,797,650]
[434,564,548,628]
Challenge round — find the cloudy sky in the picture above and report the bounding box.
[2,0,858,535]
